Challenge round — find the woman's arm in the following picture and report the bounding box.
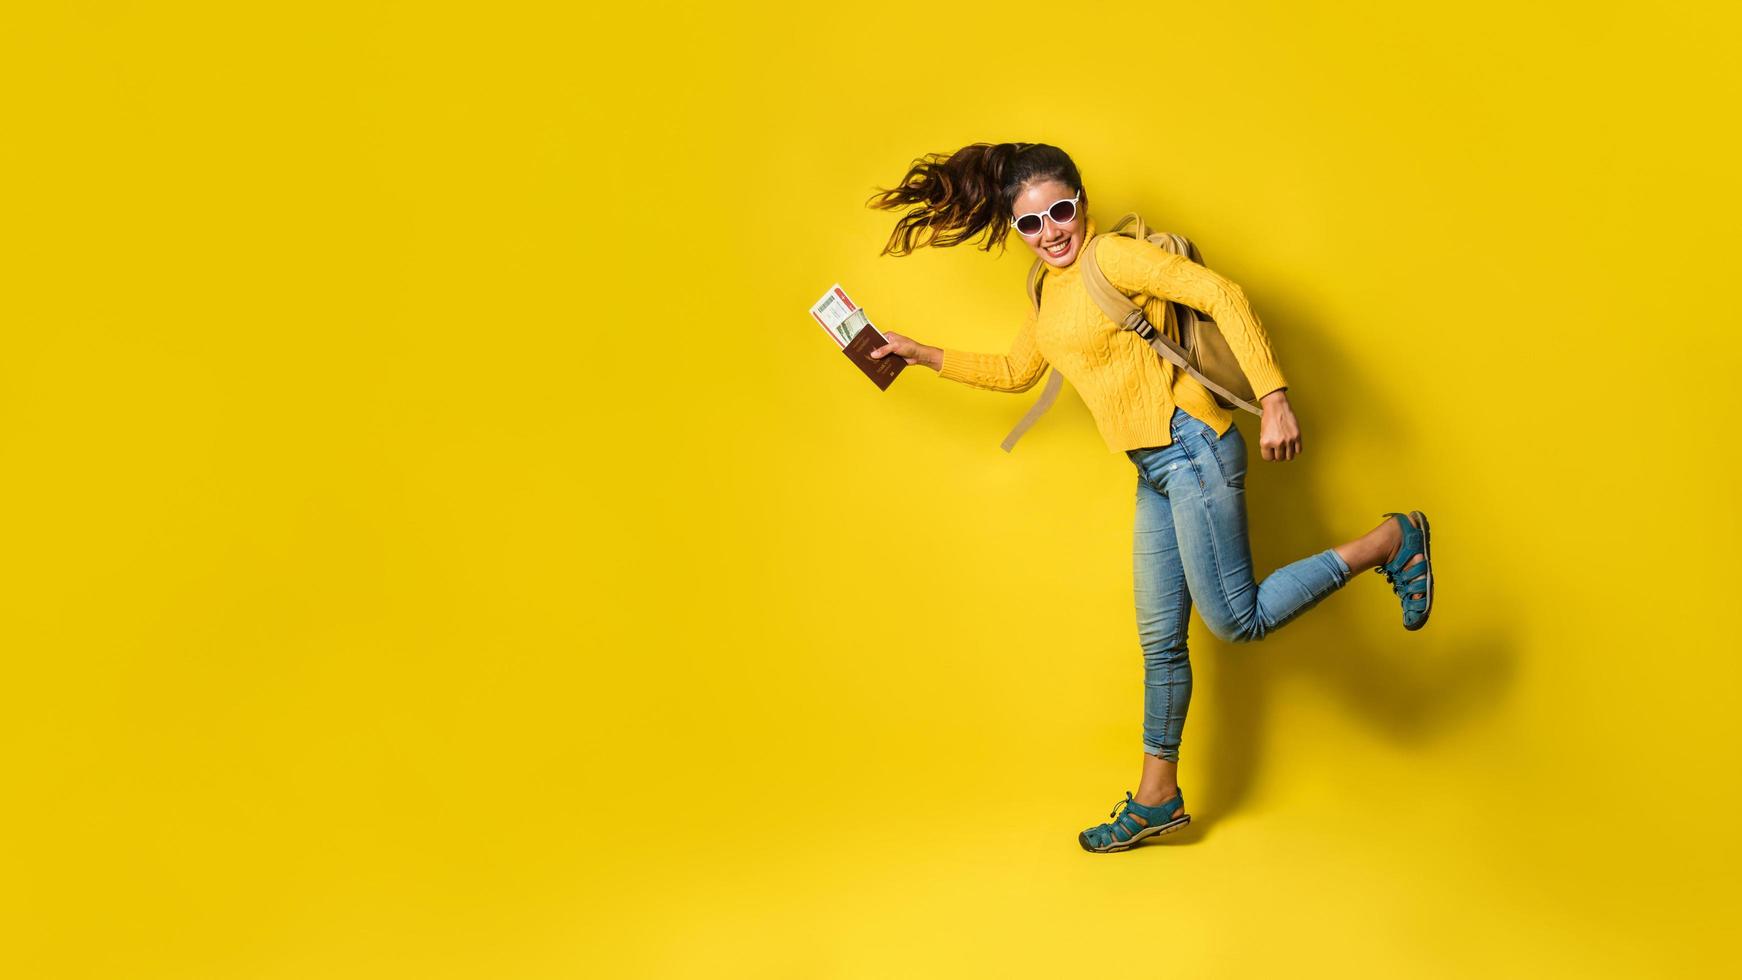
[1093,234,1289,401]
[931,303,1050,393]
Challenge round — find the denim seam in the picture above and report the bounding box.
[1137,464,1164,496]
[1162,676,1173,756]
[1192,484,1250,640]
[1161,553,1190,755]
[1200,431,1243,490]
[1179,437,1210,494]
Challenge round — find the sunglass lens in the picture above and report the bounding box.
[1049,199,1076,224]
[1016,214,1043,235]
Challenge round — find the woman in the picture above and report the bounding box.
[864,142,1434,854]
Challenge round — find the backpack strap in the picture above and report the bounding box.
[1082,215,1264,416]
[1000,260,1066,452]
[998,365,1066,452]
[1105,212,1151,239]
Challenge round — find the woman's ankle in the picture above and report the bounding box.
[1337,519,1400,571]
[1134,785,1179,807]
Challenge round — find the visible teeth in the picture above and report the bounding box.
[1046,241,1069,254]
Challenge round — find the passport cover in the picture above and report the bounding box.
[843,322,904,391]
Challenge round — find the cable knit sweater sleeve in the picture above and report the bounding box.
[1093,234,1290,401]
[935,302,1049,393]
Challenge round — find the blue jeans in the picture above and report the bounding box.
[1126,407,1353,762]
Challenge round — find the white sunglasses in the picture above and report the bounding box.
[1011,192,1080,237]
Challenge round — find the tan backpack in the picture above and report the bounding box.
[1000,211,1265,452]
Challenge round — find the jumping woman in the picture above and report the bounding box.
[864,142,1434,854]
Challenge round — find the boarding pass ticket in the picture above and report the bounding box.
[809,283,871,349]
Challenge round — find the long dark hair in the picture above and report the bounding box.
[865,142,1086,257]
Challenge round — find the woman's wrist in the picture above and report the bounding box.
[1259,387,1289,407]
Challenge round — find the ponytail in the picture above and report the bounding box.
[865,142,1085,257]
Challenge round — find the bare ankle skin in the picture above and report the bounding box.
[1335,515,1404,572]
[1133,752,1180,815]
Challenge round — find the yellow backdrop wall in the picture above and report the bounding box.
[3,2,1737,977]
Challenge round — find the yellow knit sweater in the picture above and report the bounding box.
[937,216,1290,453]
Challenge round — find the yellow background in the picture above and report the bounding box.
[4,2,1738,976]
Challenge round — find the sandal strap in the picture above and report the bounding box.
[1131,788,1185,820]
[1101,793,1142,842]
[1385,573,1429,599]
[1385,558,1429,586]
[1122,789,1187,824]
[1382,551,1425,581]
[1108,792,1142,841]
[1381,547,1423,581]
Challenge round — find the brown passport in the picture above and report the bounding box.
[843,320,904,391]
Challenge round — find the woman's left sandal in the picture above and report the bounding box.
[1078,789,1191,853]
[1376,510,1434,631]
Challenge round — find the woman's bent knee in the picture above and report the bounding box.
[1202,612,1267,644]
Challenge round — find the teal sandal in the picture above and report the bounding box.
[1377,510,1434,631]
[1078,789,1191,853]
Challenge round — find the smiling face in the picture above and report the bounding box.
[1011,177,1086,268]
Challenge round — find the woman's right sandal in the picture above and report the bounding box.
[1376,510,1433,631]
[1078,788,1191,853]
